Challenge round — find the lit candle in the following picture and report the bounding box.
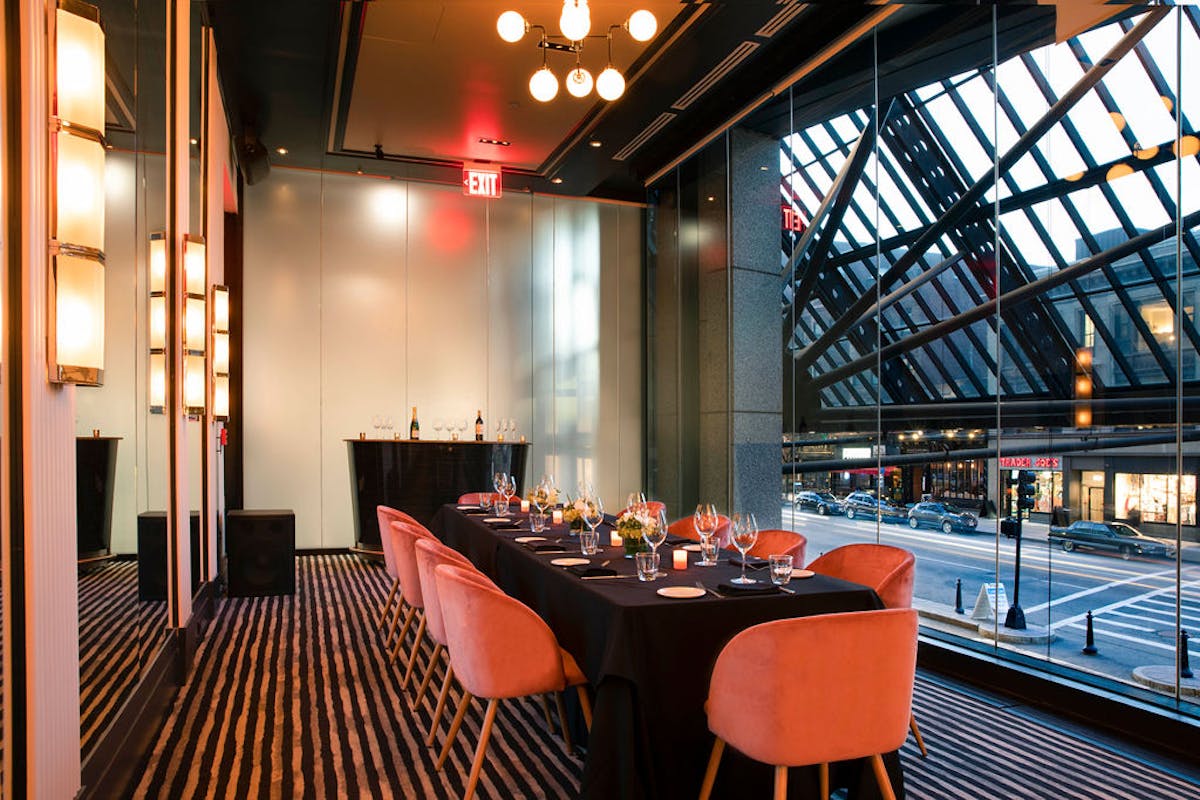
[552,509,564,524]
[610,530,622,548]
[673,549,688,570]
[520,499,530,513]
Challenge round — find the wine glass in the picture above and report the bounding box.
[532,476,550,514]
[507,419,517,439]
[626,491,646,514]
[694,503,719,567]
[495,421,504,442]
[730,512,759,584]
[372,415,382,437]
[582,494,605,539]
[642,506,668,575]
[433,419,444,439]
[503,474,517,510]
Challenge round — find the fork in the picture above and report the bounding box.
[694,580,722,599]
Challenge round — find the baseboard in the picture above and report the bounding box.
[78,636,179,799]
[298,547,351,556]
[918,635,1200,767]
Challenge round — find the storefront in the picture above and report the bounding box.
[1063,454,1200,541]
[999,456,1064,519]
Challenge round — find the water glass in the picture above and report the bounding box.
[580,530,599,555]
[698,537,719,567]
[530,512,547,533]
[769,554,794,586]
[635,551,660,582]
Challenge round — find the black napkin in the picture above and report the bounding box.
[663,536,691,546]
[728,555,769,570]
[567,566,618,578]
[486,520,522,529]
[462,509,491,516]
[716,582,779,596]
[527,543,568,553]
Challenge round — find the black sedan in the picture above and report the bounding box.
[794,491,845,516]
[1048,520,1176,560]
[843,491,906,521]
[907,501,979,534]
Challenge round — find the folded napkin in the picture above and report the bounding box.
[716,582,779,596]
[567,565,618,578]
[526,543,568,554]
[487,520,522,529]
[462,509,491,516]
[663,536,691,547]
[728,555,769,570]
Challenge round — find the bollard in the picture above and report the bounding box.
[954,579,964,614]
[1082,611,1098,656]
[1182,630,1194,680]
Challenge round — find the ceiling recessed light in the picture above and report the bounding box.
[551,177,563,184]
[706,195,716,202]
[478,137,511,147]
[588,140,602,148]
[759,165,768,171]
[189,137,198,145]
[276,147,289,155]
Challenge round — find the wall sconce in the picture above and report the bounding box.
[211,285,230,420]
[149,232,166,412]
[184,235,207,415]
[49,0,106,385]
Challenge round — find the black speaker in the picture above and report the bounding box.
[227,510,295,597]
[137,511,201,601]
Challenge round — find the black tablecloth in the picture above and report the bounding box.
[432,506,905,800]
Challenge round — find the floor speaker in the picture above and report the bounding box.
[227,510,295,597]
[136,512,201,601]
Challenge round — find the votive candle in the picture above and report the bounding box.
[552,509,564,524]
[673,549,688,570]
[520,499,530,513]
[610,530,623,548]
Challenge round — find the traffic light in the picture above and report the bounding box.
[1016,470,1038,512]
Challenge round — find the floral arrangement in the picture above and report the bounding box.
[527,485,559,508]
[616,507,657,541]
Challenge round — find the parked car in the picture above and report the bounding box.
[1047,520,1176,560]
[907,501,979,534]
[794,490,845,516]
[843,491,904,521]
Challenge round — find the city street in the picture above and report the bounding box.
[783,504,1200,707]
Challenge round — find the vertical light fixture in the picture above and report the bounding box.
[49,0,106,384]
[149,232,167,411]
[211,285,230,420]
[183,235,207,415]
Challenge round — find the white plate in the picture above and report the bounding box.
[657,586,706,599]
[483,517,511,524]
[514,536,545,544]
[682,544,702,552]
[551,557,590,567]
[792,569,815,579]
[456,505,479,511]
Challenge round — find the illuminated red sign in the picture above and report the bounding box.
[463,164,502,198]
[782,206,806,233]
[999,456,1061,469]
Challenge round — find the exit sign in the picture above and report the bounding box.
[463,164,502,198]
[782,206,806,232]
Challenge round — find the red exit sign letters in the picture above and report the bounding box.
[782,206,806,232]
[463,164,502,198]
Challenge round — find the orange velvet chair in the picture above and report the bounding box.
[620,500,666,519]
[388,520,438,690]
[457,492,498,506]
[434,564,593,800]
[805,543,927,758]
[375,506,405,633]
[699,609,918,800]
[743,528,807,562]
[377,506,425,646]
[667,514,731,544]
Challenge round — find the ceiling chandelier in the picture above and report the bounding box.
[497,1,658,103]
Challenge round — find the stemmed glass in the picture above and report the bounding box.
[642,506,668,576]
[694,503,719,567]
[503,474,517,510]
[626,491,646,513]
[730,512,759,584]
[372,415,382,437]
[582,494,604,540]
[493,471,508,514]
[434,419,444,440]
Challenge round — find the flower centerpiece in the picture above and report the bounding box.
[615,506,654,557]
[562,498,587,533]
[528,484,558,511]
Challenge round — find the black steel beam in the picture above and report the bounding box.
[792,8,1168,370]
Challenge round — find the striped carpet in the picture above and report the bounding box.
[79,560,167,753]
[127,554,1200,800]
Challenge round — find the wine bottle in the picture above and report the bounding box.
[409,406,420,440]
[475,410,484,441]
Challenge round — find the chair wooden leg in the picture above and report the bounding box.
[819,762,829,800]
[385,598,409,646]
[575,685,593,731]
[401,614,428,689]
[435,689,473,770]
[411,643,443,711]
[698,738,725,800]
[870,754,897,800]
[554,691,574,754]
[389,606,416,664]
[773,765,787,800]
[909,713,928,758]
[463,699,499,800]
[426,665,455,747]
[539,695,554,731]
[377,578,399,628]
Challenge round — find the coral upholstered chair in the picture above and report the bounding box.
[621,500,666,519]
[667,514,731,544]
[744,529,807,562]
[375,506,406,633]
[388,520,437,690]
[805,543,927,758]
[457,492,496,506]
[699,609,918,800]
[434,564,593,800]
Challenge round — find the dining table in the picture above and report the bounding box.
[431,505,906,800]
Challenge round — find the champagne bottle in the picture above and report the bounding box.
[475,410,484,441]
[409,406,420,440]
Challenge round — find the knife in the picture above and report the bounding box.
[694,580,722,598]
[581,574,636,580]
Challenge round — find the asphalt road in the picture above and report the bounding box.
[782,504,1200,703]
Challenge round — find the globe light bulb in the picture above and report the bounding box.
[626,9,657,42]
[596,66,625,101]
[529,66,559,102]
[559,0,591,41]
[566,66,593,98]
[496,10,526,43]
